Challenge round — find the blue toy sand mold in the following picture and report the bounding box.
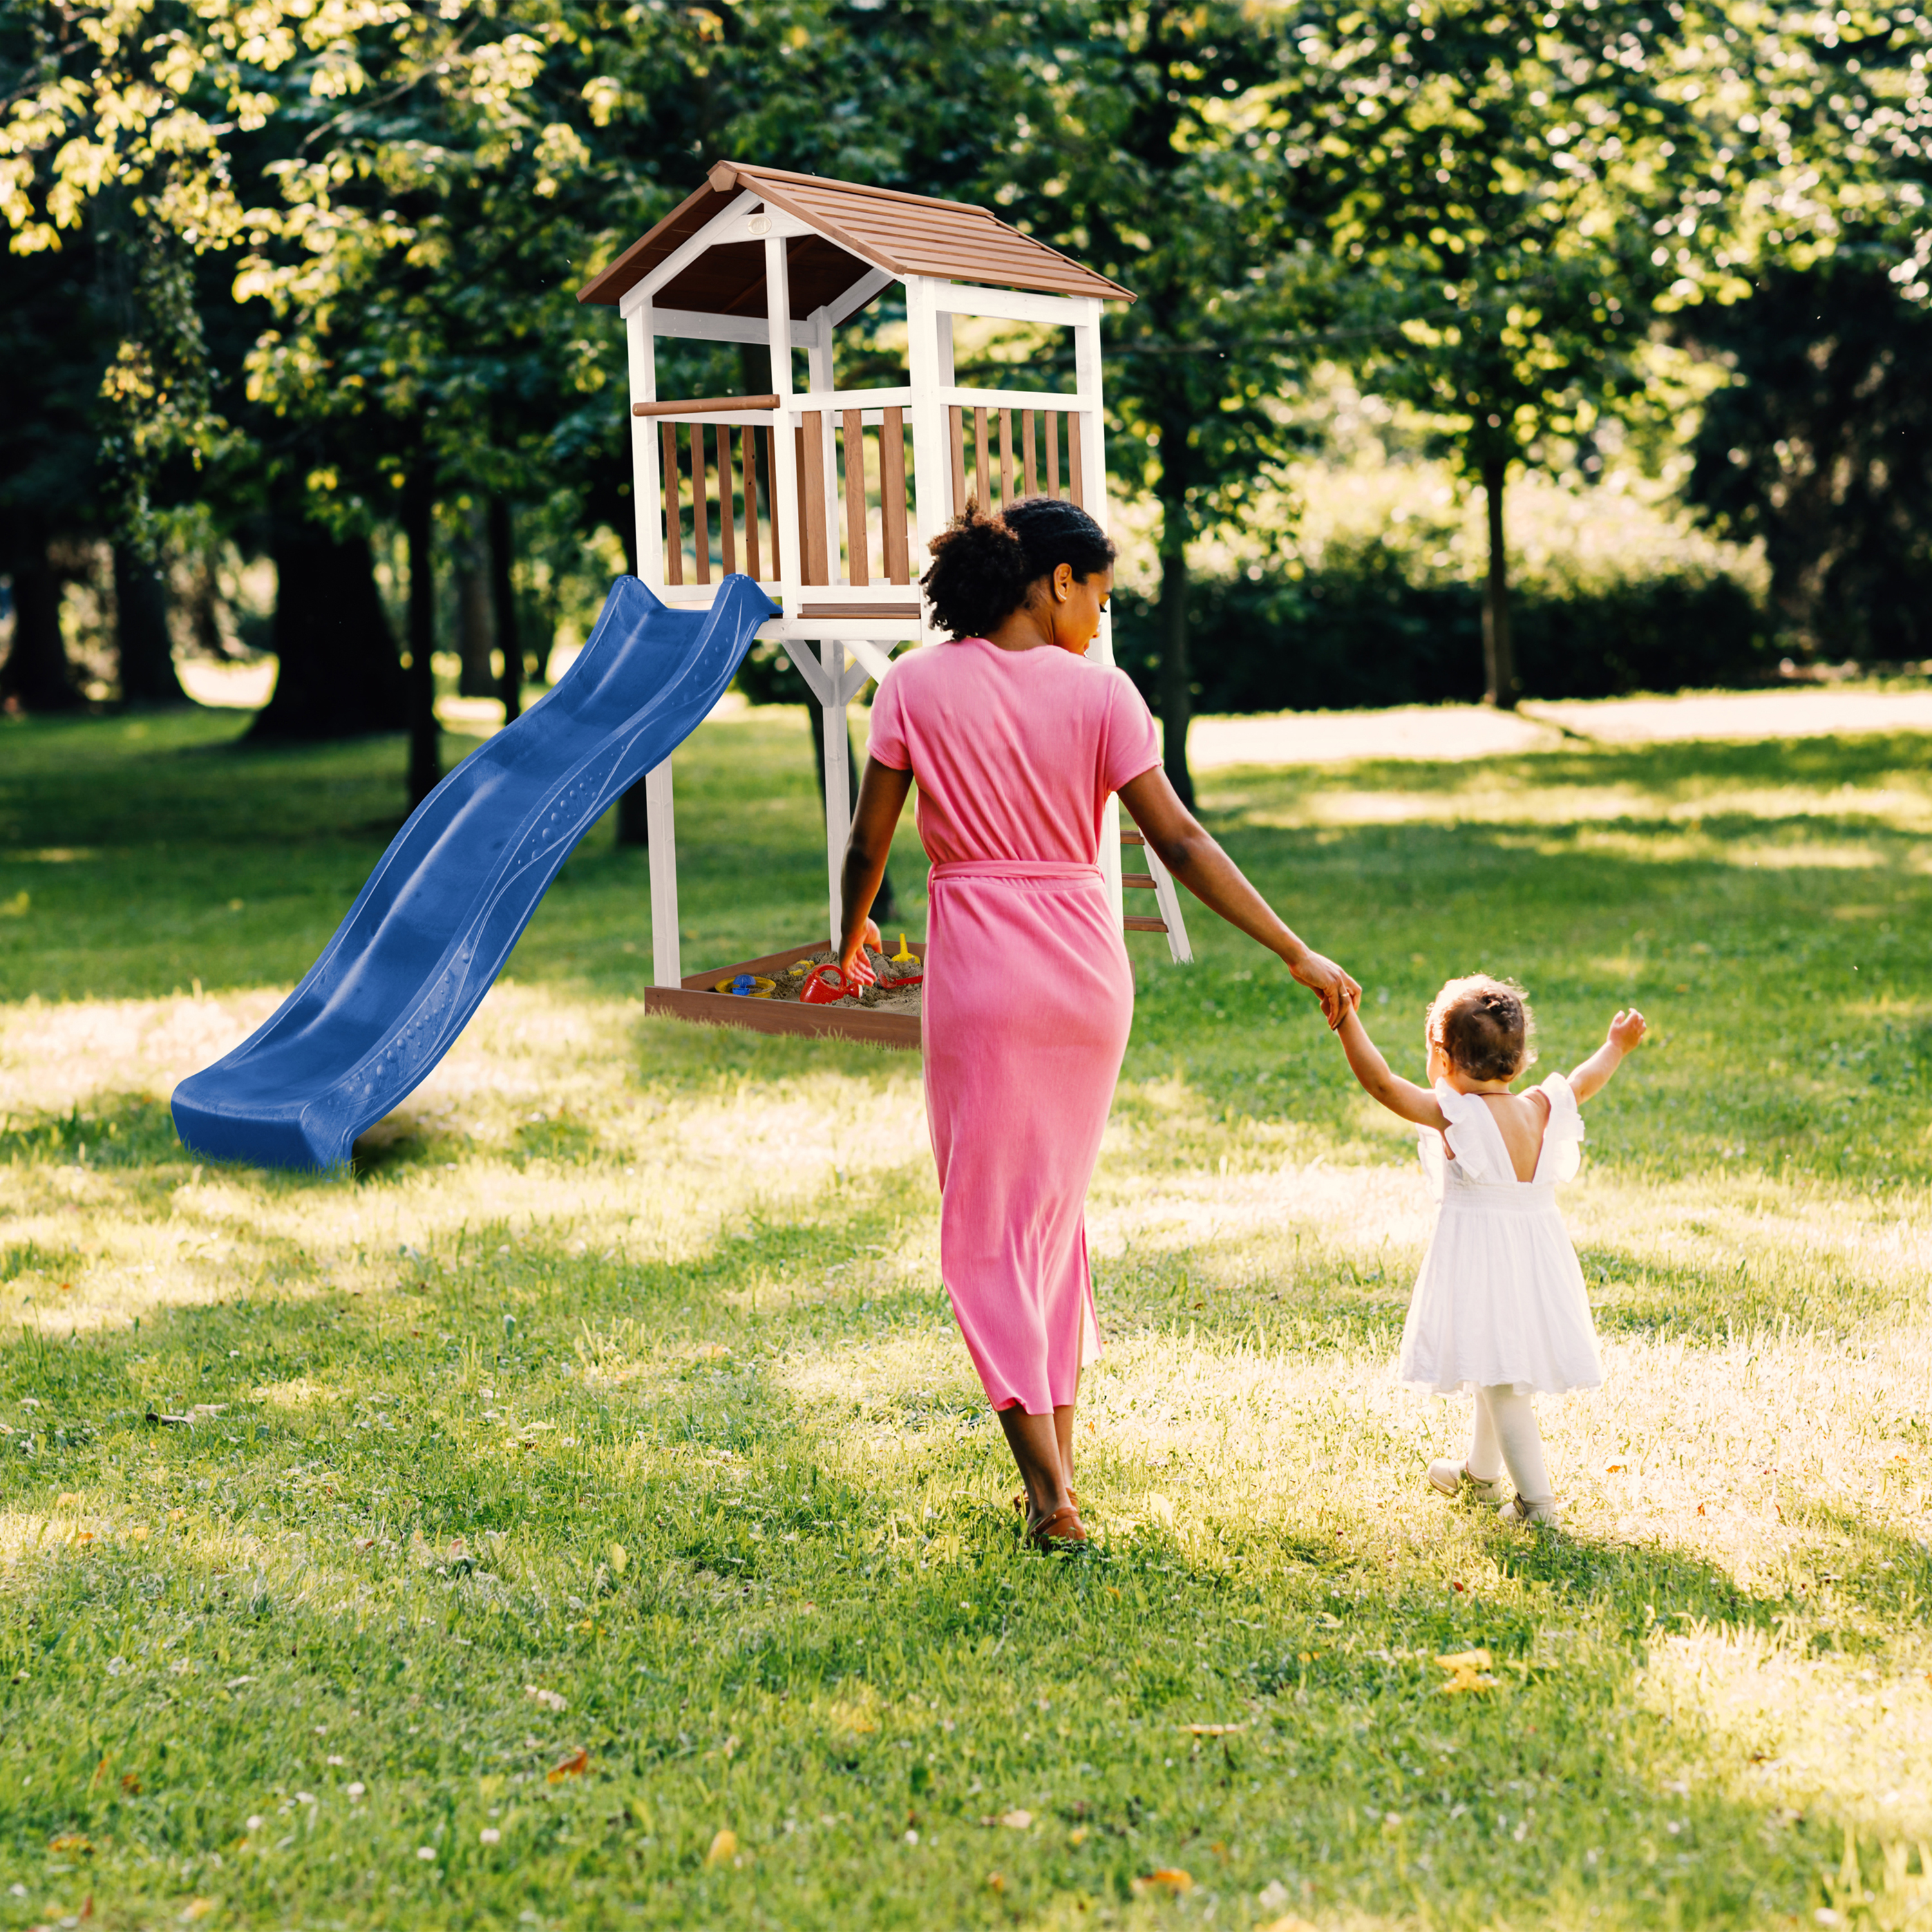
[172,575,777,1171]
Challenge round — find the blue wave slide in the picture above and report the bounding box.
[172,574,777,1171]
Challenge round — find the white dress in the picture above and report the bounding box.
[1397,1072,1604,1397]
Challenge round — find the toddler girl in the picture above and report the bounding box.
[1332,974,1646,1525]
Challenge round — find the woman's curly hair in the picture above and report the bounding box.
[1426,974,1537,1083]
[920,497,1116,639]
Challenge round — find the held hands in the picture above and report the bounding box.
[1287,949,1363,1030]
[838,918,884,988]
[1607,1007,1647,1054]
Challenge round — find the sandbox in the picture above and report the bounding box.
[643,940,925,1047]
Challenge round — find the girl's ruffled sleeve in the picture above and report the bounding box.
[1538,1071,1586,1181]
[1432,1079,1508,1183]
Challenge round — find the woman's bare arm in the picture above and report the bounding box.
[1117,764,1361,1027]
[1335,1007,1448,1130]
[837,757,915,982]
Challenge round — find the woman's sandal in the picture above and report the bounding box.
[1025,1504,1089,1550]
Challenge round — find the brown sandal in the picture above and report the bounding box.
[1025,1504,1089,1549]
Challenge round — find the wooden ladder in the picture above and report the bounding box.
[1122,829,1193,965]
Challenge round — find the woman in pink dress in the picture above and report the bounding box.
[837,500,1358,1548]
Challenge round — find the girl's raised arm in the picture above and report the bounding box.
[1569,1008,1648,1104]
[1334,1005,1448,1130]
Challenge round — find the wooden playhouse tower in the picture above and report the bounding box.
[578,160,1191,1044]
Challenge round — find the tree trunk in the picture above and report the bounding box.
[811,702,895,922]
[455,500,495,698]
[251,518,407,740]
[616,773,651,846]
[404,484,441,808]
[1,548,84,712]
[1155,439,1195,807]
[490,496,522,724]
[1481,454,1517,710]
[113,543,189,706]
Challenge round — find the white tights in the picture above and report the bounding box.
[1466,1385,1553,1509]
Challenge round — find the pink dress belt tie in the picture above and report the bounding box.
[929,860,1103,884]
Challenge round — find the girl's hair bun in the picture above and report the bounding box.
[1427,974,1537,1083]
[921,497,1116,639]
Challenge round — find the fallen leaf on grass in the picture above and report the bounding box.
[120,1774,141,1795]
[984,1873,1005,1893]
[1182,1723,1245,1737]
[179,1901,215,1922]
[547,1749,589,1784]
[1069,1827,1090,1846]
[55,1492,81,1508]
[48,1834,93,1853]
[608,1542,629,1577]
[998,1810,1032,1830]
[1435,1648,1498,1694]
[1132,1869,1193,1897]
[705,1828,737,1866]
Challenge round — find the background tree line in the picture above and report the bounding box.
[3,0,1929,806]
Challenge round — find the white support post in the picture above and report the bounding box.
[625,301,663,587]
[806,308,840,583]
[904,277,949,646]
[764,236,801,623]
[646,761,681,987]
[820,639,850,954]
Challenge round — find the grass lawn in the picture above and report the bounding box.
[1,699,1930,1931]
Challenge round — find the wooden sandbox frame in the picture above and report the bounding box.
[578,160,1192,1045]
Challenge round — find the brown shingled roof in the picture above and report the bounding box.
[576,160,1133,312]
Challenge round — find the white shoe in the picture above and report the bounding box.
[1428,1459,1511,1506]
[1500,1493,1560,1526]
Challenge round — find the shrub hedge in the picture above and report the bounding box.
[1109,545,1775,712]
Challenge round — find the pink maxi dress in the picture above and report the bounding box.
[866,636,1160,1415]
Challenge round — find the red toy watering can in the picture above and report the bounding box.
[799,962,857,1004]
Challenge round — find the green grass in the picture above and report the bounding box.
[2,701,1931,1931]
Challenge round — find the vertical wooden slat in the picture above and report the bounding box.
[999,408,1015,508]
[800,412,829,585]
[1022,410,1038,498]
[764,428,781,580]
[972,406,990,510]
[794,426,810,583]
[719,427,738,579]
[661,422,683,587]
[1067,413,1086,509]
[1044,412,1060,500]
[743,426,761,580]
[880,406,909,583]
[692,424,711,585]
[948,406,966,516]
[842,409,869,587]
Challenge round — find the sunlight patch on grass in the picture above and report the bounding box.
[1641,1624,1932,1837]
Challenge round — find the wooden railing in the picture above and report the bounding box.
[796,406,914,591]
[948,405,1086,515]
[650,418,783,589]
[641,392,1090,600]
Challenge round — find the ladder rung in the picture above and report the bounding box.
[1122,871,1157,889]
[1124,916,1168,933]
[1121,829,1146,846]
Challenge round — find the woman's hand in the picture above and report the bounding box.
[1285,947,1361,1030]
[840,918,882,987]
